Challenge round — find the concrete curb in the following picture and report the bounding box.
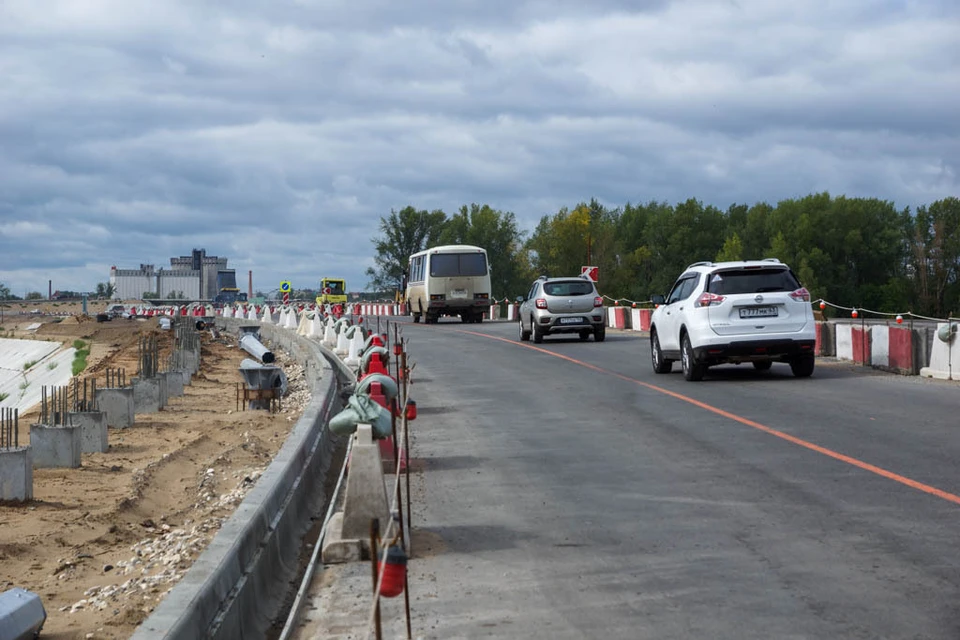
[131,319,344,640]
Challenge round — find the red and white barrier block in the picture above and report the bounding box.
[870,325,915,373]
[606,306,627,330]
[629,308,652,332]
[834,323,871,365]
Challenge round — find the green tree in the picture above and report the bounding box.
[909,197,960,317]
[438,203,530,298]
[0,282,10,300]
[25,291,44,300]
[716,233,744,262]
[95,282,116,299]
[367,206,447,292]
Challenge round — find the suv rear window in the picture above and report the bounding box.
[543,281,594,296]
[706,268,800,295]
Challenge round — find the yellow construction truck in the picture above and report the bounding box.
[315,278,347,305]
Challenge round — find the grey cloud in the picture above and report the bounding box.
[1,0,957,296]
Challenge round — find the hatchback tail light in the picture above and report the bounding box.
[789,287,811,302]
[694,292,725,308]
[593,296,603,308]
[535,298,548,309]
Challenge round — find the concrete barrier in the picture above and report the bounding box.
[132,318,343,640]
[606,307,627,329]
[920,322,960,380]
[629,308,652,332]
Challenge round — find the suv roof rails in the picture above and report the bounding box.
[685,261,714,270]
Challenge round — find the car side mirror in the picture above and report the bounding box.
[651,294,665,305]
[515,295,525,303]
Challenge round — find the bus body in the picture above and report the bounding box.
[405,245,491,323]
[316,278,347,305]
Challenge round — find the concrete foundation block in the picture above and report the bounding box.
[163,370,184,398]
[158,374,168,408]
[95,388,134,429]
[133,378,162,414]
[30,424,82,469]
[182,350,200,375]
[70,411,108,454]
[0,447,33,501]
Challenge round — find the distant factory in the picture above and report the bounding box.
[110,249,242,302]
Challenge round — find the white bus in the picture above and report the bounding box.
[405,244,492,324]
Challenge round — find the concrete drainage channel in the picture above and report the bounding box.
[131,318,349,640]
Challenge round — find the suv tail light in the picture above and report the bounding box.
[694,292,725,308]
[789,287,811,302]
[535,298,548,309]
[593,296,603,308]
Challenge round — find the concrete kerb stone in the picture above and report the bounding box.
[95,387,135,429]
[30,424,82,468]
[0,447,33,501]
[132,318,344,640]
[70,411,108,454]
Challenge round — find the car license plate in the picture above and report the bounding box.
[739,306,778,318]
[450,289,468,299]
[559,317,584,324]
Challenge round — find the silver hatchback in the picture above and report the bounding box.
[517,275,606,343]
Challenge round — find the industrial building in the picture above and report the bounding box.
[110,249,240,302]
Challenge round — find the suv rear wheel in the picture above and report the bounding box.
[790,355,815,378]
[651,331,672,374]
[753,360,772,371]
[681,334,705,381]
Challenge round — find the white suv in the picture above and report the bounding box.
[649,259,816,381]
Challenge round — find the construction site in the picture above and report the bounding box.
[0,299,310,638]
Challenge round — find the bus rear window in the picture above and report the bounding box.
[430,253,488,277]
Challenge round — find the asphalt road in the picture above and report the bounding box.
[390,318,960,639]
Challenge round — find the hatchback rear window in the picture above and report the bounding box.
[706,268,800,295]
[543,281,594,296]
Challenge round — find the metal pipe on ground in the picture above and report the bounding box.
[240,333,275,364]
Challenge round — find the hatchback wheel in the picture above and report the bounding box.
[593,325,606,342]
[533,322,544,343]
[681,334,704,381]
[519,319,530,342]
[651,331,672,374]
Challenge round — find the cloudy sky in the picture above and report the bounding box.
[1,0,957,299]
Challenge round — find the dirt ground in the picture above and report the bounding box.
[0,300,309,639]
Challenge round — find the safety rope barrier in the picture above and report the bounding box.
[813,299,960,324]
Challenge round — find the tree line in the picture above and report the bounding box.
[368,194,960,318]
